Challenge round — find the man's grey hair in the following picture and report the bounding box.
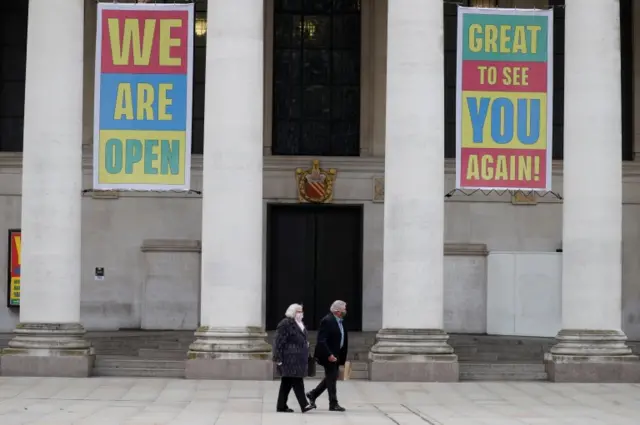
[285,303,303,318]
[330,300,346,312]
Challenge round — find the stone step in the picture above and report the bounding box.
[138,348,187,360]
[92,340,191,346]
[157,343,192,350]
[450,335,553,344]
[451,345,479,354]
[475,346,547,353]
[93,368,185,378]
[73,332,635,369]
[92,343,165,350]
[490,354,545,361]
[95,356,185,370]
[460,362,545,372]
[93,347,546,363]
[311,370,369,380]
[457,353,499,362]
[350,362,368,371]
[459,362,547,381]
[468,351,545,357]
[460,371,548,381]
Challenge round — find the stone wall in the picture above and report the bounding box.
[0,157,638,338]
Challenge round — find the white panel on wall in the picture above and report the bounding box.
[487,252,562,337]
[487,253,516,335]
[140,240,201,330]
[444,255,487,334]
[514,253,562,337]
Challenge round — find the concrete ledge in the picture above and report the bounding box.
[141,239,201,253]
[444,243,488,256]
[369,356,459,382]
[185,358,273,380]
[1,354,95,377]
[546,355,640,383]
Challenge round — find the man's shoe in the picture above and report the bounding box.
[306,392,317,408]
[329,404,346,412]
[277,407,294,413]
[301,404,315,413]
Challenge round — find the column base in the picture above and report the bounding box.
[1,323,94,377]
[185,326,273,380]
[368,328,459,382]
[545,329,640,382]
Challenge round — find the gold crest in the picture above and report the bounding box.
[295,160,337,203]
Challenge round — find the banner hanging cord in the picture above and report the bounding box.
[442,1,565,7]
[445,189,562,200]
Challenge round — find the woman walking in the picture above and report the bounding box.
[273,303,315,413]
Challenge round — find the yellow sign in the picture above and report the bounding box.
[7,229,20,307]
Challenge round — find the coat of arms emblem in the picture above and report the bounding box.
[295,160,337,203]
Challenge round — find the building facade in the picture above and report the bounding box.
[0,0,638,380]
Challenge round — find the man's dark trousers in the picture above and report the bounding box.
[308,312,348,408]
[308,362,339,406]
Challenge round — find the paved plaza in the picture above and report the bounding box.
[0,377,638,424]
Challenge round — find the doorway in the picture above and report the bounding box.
[266,204,363,331]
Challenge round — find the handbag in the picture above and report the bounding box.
[341,361,352,380]
[307,356,316,377]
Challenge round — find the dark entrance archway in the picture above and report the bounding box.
[266,203,363,331]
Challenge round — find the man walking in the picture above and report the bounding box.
[307,300,348,412]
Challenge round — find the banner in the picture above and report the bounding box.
[94,3,194,191]
[456,7,553,191]
[7,229,20,307]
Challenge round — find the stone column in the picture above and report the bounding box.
[185,0,272,380]
[1,0,92,377]
[368,0,458,382]
[546,0,640,382]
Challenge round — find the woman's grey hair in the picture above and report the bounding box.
[330,300,346,312]
[285,303,303,318]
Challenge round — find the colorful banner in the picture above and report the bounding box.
[7,229,20,307]
[456,7,553,191]
[94,3,194,191]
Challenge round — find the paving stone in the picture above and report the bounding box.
[0,377,637,424]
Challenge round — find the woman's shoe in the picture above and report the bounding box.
[306,392,317,408]
[301,404,315,413]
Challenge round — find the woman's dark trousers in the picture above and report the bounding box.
[277,377,308,410]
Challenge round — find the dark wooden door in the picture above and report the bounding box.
[266,204,363,331]
[314,207,362,332]
[266,206,315,331]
